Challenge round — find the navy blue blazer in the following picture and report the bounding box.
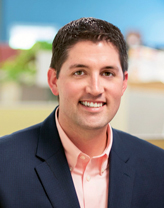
[0,108,164,208]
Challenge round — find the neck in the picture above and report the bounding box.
[77,129,108,157]
[60,122,108,157]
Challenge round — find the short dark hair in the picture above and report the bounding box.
[50,17,128,78]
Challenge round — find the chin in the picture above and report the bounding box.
[81,122,109,130]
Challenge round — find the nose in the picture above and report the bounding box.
[86,74,104,96]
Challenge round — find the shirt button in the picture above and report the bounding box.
[101,169,105,174]
[86,175,91,181]
[80,155,86,160]
[70,167,73,171]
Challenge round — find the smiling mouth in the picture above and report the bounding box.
[80,101,106,108]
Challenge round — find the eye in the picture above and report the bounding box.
[102,71,113,77]
[74,70,85,76]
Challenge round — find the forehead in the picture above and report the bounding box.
[68,40,118,52]
[64,40,120,65]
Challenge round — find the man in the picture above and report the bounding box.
[0,17,164,208]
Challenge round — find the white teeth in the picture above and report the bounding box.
[90,102,94,107]
[81,101,103,108]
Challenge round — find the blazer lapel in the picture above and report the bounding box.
[108,129,135,208]
[35,109,80,208]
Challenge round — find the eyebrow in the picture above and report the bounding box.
[104,65,119,71]
[69,64,89,69]
[69,64,119,71]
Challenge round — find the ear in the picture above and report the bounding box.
[121,71,128,96]
[47,68,59,96]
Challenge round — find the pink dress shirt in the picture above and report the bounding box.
[55,109,113,208]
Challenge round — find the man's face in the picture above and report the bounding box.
[48,41,128,132]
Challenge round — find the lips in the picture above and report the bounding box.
[80,101,105,108]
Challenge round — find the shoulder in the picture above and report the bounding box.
[0,123,41,152]
[0,123,44,175]
[113,128,164,151]
[112,128,164,165]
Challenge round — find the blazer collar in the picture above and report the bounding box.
[108,129,136,208]
[35,107,80,208]
[36,107,62,160]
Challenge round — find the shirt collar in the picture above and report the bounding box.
[55,107,113,174]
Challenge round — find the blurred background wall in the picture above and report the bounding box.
[1,0,164,48]
[0,0,164,148]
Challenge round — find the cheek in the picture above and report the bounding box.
[58,81,79,101]
[106,82,123,98]
[106,88,124,108]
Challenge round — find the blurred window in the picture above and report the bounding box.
[9,24,57,49]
